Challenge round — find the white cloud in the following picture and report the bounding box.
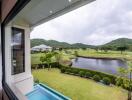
[30,0,132,45]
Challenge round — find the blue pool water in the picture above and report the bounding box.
[26,84,71,100]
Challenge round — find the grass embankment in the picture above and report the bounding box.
[78,49,132,61]
[32,69,127,100]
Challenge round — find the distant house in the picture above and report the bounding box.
[31,44,52,52]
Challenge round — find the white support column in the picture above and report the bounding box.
[5,25,12,86]
[13,25,34,95]
[4,23,34,95]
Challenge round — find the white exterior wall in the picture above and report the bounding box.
[5,23,33,95]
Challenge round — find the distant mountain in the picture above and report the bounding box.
[31,38,132,50]
[102,38,132,48]
[47,40,72,48]
[31,39,47,47]
[72,43,95,49]
[31,39,95,49]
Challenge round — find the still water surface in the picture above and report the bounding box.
[72,57,128,75]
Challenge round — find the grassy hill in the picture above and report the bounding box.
[103,38,132,47]
[31,39,47,47]
[101,38,132,50]
[72,43,95,49]
[31,38,132,50]
[31,38,95,49]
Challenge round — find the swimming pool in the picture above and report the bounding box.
[26,83,71,100]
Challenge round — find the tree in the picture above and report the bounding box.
[95,47,99,52]
[40,56,46,69]
[40,52,54,70]
[101,46,111,53]
[116,62,132,100]
[118,67,128,77]
[117,46,128,54]
[74,51,78,57]
[127,62,132,100]
[54,52,62,67]
[59,48,63,51]
[51,47,56,52]
[82,48,87,50]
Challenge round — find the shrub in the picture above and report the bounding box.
[66,69,72,74]
[72,69,79,75]
[103,77,111,85]
[79,71,85,77]
[61,68,66,73]
[85,72,92,78]
[31,64,36,69]
[93,75,101,82]
[116,77,123,86]
[116,78,130,90]
[34,78,39,83]
[122,79,130,90]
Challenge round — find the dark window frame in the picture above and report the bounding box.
[11,27,25,75]
[1,0,31,100]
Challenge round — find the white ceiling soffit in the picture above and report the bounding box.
[15,0,95,28]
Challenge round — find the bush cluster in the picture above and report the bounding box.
[60,65,116,85]
[116,77,131,90]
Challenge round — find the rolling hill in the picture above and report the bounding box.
[102,38,132,47]
[31,38,132,50]
[31,39,95,49]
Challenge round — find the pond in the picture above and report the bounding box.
[72,57,128,75]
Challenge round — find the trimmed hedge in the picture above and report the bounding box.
[32,63,117,85]
[79,71,85,77]
[60,65,117,84]
[93,75,101,82]
[85,72,93,78]
[102,77,111,85]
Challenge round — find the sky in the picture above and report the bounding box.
[30,0,132,45]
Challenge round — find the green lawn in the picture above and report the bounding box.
[32,69,127,100]
[31,49,132,65]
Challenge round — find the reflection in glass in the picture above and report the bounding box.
[11,27,25,75]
